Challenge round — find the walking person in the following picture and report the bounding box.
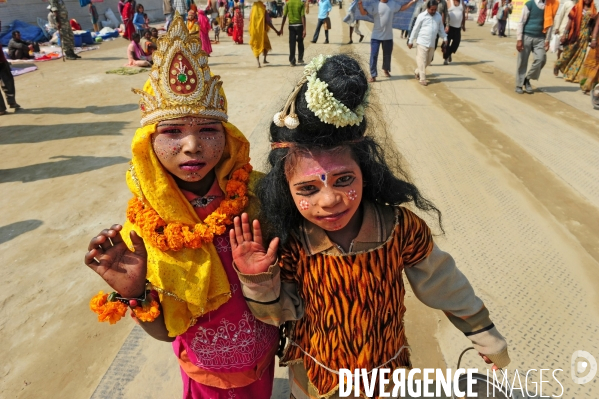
[49,0,80,60]
[122,0,136,40]
[344,0,365,43]
[579,14,599,94]
[280,0,306,66]
[477,0,488,24]
[497,0,512,37]
[0,42,20,116]
[359,0,417,82]
[408,0,448,86]
[490,0,500,34]
[553,0,597,81]
[444,0,466,64]
[163,0,174,29]
[515,0,558,93]
[311,0,332,43]
[89,3,100,33]
[553,0,577,59]
[249,0,281,67]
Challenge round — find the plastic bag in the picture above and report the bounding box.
[549,34,560,53]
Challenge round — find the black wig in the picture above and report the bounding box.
[257,54,442,244]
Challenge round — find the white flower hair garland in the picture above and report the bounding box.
[273,54,367,130]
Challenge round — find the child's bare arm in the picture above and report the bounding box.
[84,225,173,342]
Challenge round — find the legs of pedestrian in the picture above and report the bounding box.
[444,26,461,64]
[491,18,498,35]
[0,62,18,115]
[369,39,381,82]
[324,27,329,43]
[524,37,546,93]
[297,28,304,63]
[381,39,393,77]
[498,19,506,37]
[349,26,354,44]
[312,18,324,43]
[355,21,364,42]
[416,44,434,85]
[516,35,533,92]
[289,26,297,65]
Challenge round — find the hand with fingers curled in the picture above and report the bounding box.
[480,353,500,371]
[84,224,148,298]
[229,213,280,275]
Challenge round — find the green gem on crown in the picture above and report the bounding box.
[177,73,188,84]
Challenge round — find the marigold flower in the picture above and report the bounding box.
[98,301,128,324]
[133,300,161,322]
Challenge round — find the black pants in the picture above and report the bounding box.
[444,26,461,59]
[0,62,16,112]
[289,25,304,64]
[498,19,507,36]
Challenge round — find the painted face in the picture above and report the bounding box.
[152,117,226,183]
[287,148,363,232]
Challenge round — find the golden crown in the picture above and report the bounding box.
[132,13,228,126]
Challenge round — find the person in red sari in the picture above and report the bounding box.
[122,0,136,40]
[198,9,213,55]
[477,0,488,25]
[233,8,244,44]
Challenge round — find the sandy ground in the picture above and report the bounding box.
[1,5,599,399]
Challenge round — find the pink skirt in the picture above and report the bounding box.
[179,359,275,399]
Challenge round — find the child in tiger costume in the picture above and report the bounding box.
[231,53,510,399]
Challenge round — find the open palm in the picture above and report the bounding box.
[230,214,279,275]
[84,225,148,298]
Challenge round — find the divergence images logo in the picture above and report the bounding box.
[571,350,597,385]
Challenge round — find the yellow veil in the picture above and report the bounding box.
[121,15,260,337]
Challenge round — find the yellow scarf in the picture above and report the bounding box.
[121,80,255,337]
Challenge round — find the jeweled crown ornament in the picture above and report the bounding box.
[132,13,228,126]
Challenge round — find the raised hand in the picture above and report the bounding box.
[84,225,148,298]
[230,213,279,275]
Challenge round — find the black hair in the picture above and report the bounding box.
[12,30,20,38]
[426,0,439,7]
[256,54,442,244]
[131,32,141,40]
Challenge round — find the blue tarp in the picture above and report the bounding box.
[0,20,47,46]
[345,0,418,31]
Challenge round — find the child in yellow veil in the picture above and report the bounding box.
[83,14,278,398]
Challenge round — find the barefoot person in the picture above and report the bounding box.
[83,15,278,398]
[249,0,280,67]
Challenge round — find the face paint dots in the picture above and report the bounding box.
[347,189,358,201]
[299,199,310,211]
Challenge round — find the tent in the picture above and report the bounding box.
[0,20,47,46]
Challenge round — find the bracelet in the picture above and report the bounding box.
[89,282,160,324]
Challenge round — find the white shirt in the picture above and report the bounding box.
[554,0,576,33]
[409,10,448,47]
[364,0,403,40]
[448,0,464,28]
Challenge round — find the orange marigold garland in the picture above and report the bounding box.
[126,163,253,252]
[89,290,161,324]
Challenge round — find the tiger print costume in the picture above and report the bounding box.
[279,207,434,398]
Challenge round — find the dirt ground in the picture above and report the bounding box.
[1,5,599,399]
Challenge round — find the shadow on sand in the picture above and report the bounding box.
[0,155,130,184]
